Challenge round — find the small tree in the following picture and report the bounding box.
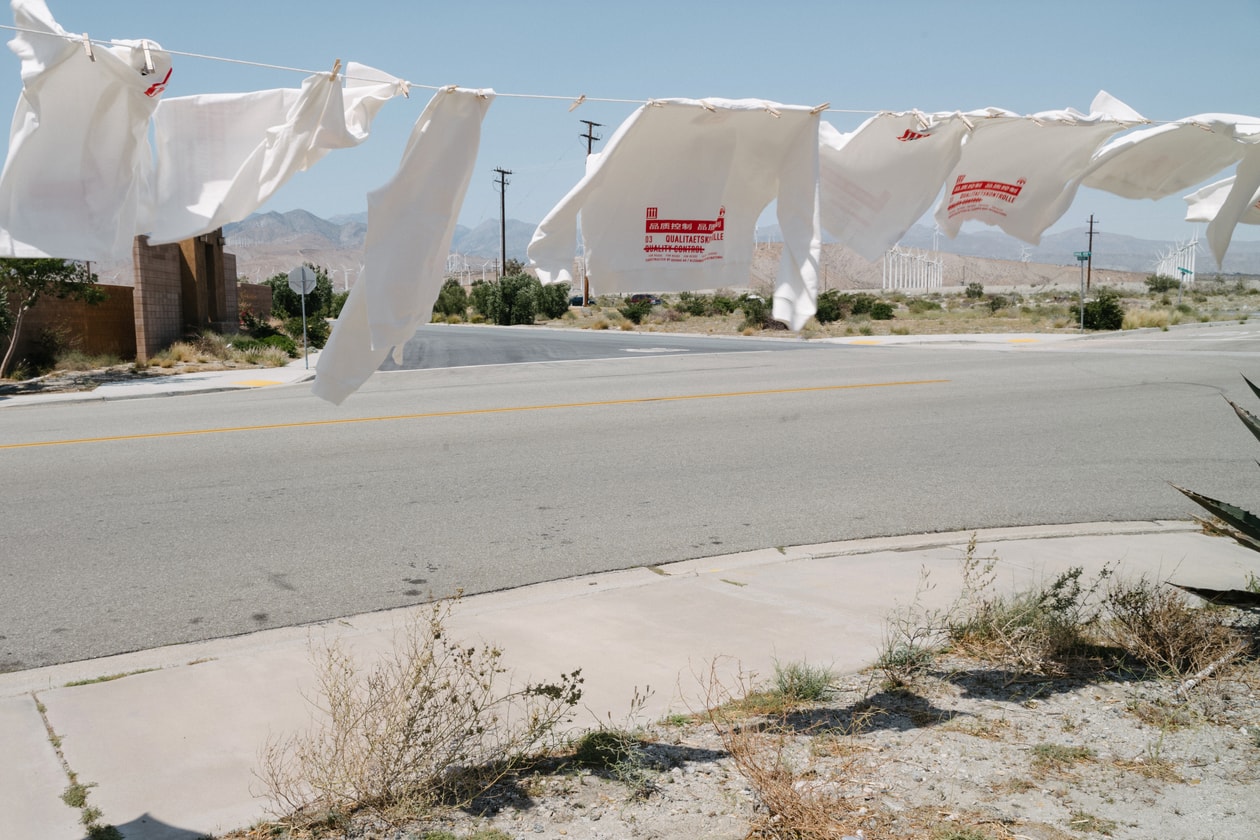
[266,264,335,320]
[433,277,469,319]
[1,258,104,378]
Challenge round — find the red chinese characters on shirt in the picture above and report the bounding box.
[643,206,726,263]
[945,175,1026,219]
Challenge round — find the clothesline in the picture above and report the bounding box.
[0,20,1198,126]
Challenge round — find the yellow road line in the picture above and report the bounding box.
[2,379,948,451]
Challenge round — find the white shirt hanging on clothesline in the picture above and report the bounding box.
[1185,176,1260,228]
[1081,111,1260,267]
[818,110,969,261]
[313,87,494,406]
[143,62,404,245]
[529,97,821,330]
[0,0,172,260]
[933,92,1143,246]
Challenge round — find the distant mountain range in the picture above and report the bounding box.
[221,210,1260,282]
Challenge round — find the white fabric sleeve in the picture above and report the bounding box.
[313,88,494,405]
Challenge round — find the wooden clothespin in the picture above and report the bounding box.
[764,104,782,118]
[700,100,717,112]
[140,40,154,75]
[81,33,94,62]
[568,94,586,112]
[328,59,342,82]
[810,102,830,115]
[397,80,411,99]
[959,113,976,131]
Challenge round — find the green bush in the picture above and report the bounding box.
[987,295,1009,314]
[965,282,985,299]
[849,293,877,316]
[470,273,540,325]
[619,298,653,324]
[536,281,572,320]
[433,277,468,318]
[815,289,844,323]
[675,291,709,317]
[907,298,942,314]
[262,333,299,358]
[738,294,774,330]
[1145,274,1179,293]
[283,316,328,349]
[1072,288,1125,330]
[869,300,895,320]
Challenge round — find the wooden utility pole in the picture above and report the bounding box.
[580,120,602,155]
[578,121,603,304]
[493,167,512,277]
[1086,214,1098,290]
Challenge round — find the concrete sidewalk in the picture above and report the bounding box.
[2,521,1256,840]
[0,353,318,408]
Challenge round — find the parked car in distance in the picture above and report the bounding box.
[628,294,663,306]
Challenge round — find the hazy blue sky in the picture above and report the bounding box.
[4,1,1258,261]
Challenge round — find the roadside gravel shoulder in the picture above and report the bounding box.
[233,654,1260,840]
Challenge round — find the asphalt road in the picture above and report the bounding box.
[2,322,1258,671]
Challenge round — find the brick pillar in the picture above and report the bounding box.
[132,236,183,362]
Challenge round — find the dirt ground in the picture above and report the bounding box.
[243,650,1260,840]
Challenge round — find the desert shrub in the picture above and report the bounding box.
[1145,274,1180,293]
[470,273,540,325]
[965,282,985,299]
[283,316,328,349]
[772,661,834,701]
[570,729,657,798]
[709,293,738,315]
[261,333,298,358]
[814,289,844,323]
[1123,308,1171,330]
[738,294,774,330]
[536,281,571,320]
[987,295,1008,314]
[675,291,709,317]
[948,539,1110,675]
[869,300,895,320]
[261,597,583,828]
[1071,288,1125,331]
[907,298,942,314]
[849,293,877,316]
[54,350,123,371]
[433,277,468,318]
[1103,579,1246,677]
[619,298,653,324]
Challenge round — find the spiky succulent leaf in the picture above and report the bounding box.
[1243,374,1260,402]
[1227,398,1260,445]
[1172,484,1260,551]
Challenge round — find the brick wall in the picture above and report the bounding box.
[9,284,135,362]
[237,283,272,320]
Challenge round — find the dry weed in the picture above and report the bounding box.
[1102,578,1246,678]
[259,596,583,830]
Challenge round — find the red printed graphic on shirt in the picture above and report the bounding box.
[945,174,1026,220]
[896,128,928,142]
[144,67,172,98]
[643,206,726,263]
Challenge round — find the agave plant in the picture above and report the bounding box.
[1169,374,1260,607]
